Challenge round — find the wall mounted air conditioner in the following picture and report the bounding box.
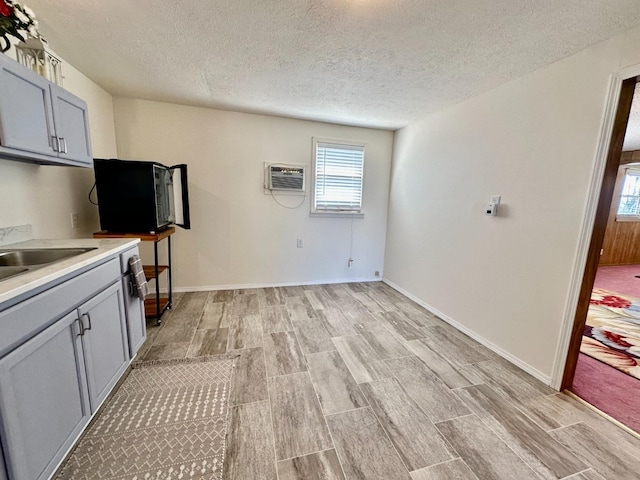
[265,163,305,192]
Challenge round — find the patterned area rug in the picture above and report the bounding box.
[55,355,236,480]
[581,288,640,379]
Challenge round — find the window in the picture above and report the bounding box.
[617,167,640,220]
[312,139,365,214]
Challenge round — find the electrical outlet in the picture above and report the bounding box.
[70,213,79,229]
[374,271,380,277]
[297,238,303,248]
[348,258,354,268]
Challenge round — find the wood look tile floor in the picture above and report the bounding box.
[138,283,640,480]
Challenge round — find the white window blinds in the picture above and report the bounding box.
[618,168,640,217]
[314,141,364,212]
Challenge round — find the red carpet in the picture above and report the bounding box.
[572,353,640,433]
[594,264,640,298]
[581,288,640,379]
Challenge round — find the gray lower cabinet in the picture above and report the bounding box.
[78,282,130,410]
[0,257,138,480]
[0,54,92,167]
[0,311,90,480]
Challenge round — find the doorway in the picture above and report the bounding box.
[560,75,640,429]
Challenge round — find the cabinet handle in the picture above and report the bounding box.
[83,313,92,332]
[59,137,67,154]
[51,135,59,152]
[76,317,85,336]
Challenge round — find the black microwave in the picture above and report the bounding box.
[93,158,191,233]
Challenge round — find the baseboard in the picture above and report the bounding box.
[172,277,382,293]
[383,278,552,386]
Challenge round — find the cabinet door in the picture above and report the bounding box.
[122,276,147,357]
[50,84,92,166]
[0,311,90,480]
[0,54,56,157]
[79,281,130,410]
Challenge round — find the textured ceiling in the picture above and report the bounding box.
[26,0,640,129]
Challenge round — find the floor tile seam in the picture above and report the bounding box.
[329,335,381,385]
[411,335,483,368]
[559,468,599,479]
[547,421,590,434]
[386,367,473,425]
[292,325,370,420]
[183,313,205,353]
[352,323,413,359]
[454,396,587,478]
[260,327,281,478]
[321,404,370,418]
[564,390,640,443]
[275,447,339,466]
[266,368,310,379]
[374,314,416,344]
[435,412,550,479]
[267,366,308,378]
[302,361,349,480]
[229,398,270,409]
[409,457,471,475]
[354,394,416,475]
[362,376,462,468]
[509,397,574,434]
[146,339,191,348]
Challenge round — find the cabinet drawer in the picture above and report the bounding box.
[0,258,120,357]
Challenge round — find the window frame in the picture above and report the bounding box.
[616,166,640,222]
[310,137,366,217]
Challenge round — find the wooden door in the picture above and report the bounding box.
[561,77,637,389]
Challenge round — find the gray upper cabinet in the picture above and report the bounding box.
[50,84,92,165]
[78,282,130,410]
[0,56,55,157]
[0,310,90,480]
[0,54,92,167]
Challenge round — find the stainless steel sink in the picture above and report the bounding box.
[0,266,29,281]
[0,248,97,282]
[0,248,97,267]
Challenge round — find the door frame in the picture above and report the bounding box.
[551,66,639,390]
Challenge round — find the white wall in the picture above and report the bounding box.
[384,25,640,381]
[0,60,117,238]
[113,98,393,290]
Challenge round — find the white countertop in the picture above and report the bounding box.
[0,238,140,305]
